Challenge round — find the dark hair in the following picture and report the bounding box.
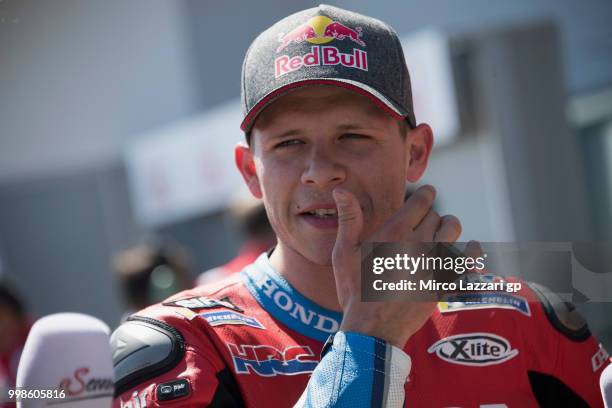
[398,118,409,139]
[113,242,190,308]
[241,204,272,238]
[0,284,24,317]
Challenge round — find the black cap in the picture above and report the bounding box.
[240,4,416,132]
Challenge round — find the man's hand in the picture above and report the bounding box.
[331,185,462,348]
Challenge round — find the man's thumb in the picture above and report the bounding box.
[333,188,363,249]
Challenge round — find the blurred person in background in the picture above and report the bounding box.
[196,191,275,286]
[112,239,192,322]
[0,283,31,407]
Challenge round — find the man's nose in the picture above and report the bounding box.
[300,147,346,189]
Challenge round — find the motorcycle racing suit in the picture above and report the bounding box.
[111,252,609,407]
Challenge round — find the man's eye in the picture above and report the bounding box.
[274,139,303,149]
[340,133,370,140]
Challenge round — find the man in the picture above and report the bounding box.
[112,240,192,322]
[196,192,275,286]
[0,284,31,408]
[111,5,608,407]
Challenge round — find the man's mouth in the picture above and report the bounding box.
[298,204,340,229]
[303,208,338,218]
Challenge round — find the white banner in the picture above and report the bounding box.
[124,100,245,227]
[401,28,460,147]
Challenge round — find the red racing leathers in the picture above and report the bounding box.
[111,253,609,407]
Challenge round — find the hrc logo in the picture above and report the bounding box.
[227,343,318,377]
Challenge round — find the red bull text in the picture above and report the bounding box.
[274,17,368,78]
[275,45,368,77]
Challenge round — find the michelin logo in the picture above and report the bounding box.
[438,293,531,316]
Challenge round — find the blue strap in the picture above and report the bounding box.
[241,254,342,342]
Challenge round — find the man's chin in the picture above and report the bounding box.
[303,246,334,267]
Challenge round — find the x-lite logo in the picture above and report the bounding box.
[448,339,502,359]
[428,333,518,366]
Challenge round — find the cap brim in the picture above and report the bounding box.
[240,78,412,132]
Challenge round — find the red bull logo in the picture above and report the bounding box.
[276,16,366,52]
[274,16,368,77]
[276,24,317,53]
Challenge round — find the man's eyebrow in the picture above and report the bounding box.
[270,123,376,139]
[337,123,369,131]
[263,115,384,141]
[269,129,303,140]
[336,122,383,132]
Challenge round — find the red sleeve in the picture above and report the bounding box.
[111,305,243,408]
[524,282,609,407]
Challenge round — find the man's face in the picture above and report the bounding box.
[241,86,427,266]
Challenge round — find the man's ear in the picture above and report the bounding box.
[405,123,434,182]
[235,142,263,199]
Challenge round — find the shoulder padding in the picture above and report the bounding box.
[110,315,185,396]
[527,282,591,342]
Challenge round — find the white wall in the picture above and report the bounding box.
[0,0,199,181]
